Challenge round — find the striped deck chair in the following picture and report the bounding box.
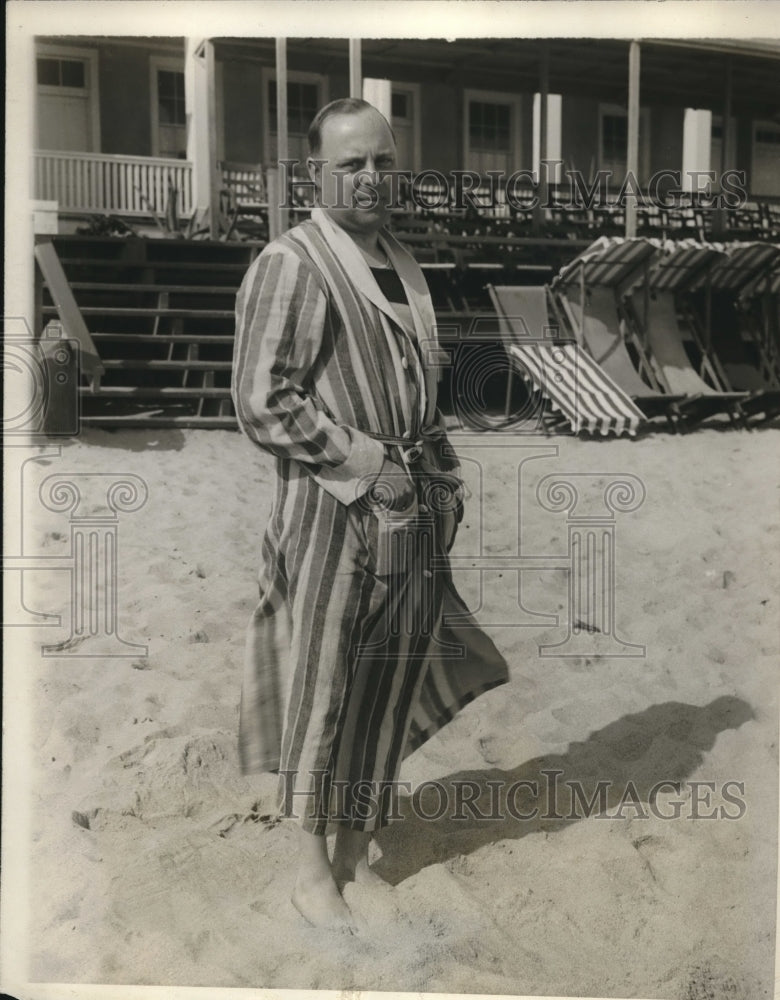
[489,285,645,437]
[696,245,780,421]
[643,242,779,424]
[626,288,748,426]
[556,237,744,428]
[552,277,687,429]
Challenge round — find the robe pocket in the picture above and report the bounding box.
[364,496,420,577]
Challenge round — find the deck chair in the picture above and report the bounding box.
[552,283,687,429]
[558,237,748,428]
[623,288,748,426]
[489,285,645,436]
[673,242,780,422]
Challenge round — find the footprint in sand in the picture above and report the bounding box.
[215,810,283,838]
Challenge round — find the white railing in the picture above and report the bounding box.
[218,161,267,206]
[34,150,194,218]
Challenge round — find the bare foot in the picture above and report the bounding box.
[292,870,356,931]
[292,827,356,931]
[332,827,386,887]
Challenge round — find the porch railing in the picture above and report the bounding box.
[33,150,194,218]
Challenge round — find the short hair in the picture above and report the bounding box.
[307,98,395,158]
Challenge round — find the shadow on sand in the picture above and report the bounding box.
[374,695,755,885]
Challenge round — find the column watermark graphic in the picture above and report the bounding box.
[5,299,645,662]
[37,474,149,657]
[3,316,149,658]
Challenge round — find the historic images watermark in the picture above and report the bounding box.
[355,327,646,659]
[279,770,748,825]
[3,317,149,658]
[280,161,749,211]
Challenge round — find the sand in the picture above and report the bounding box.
[6,423,780,999]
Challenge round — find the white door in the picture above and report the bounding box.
[36,52,95,151]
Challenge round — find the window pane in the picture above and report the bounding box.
[37,58,60,86]
[469,100,512,152]
[392,92,408,119]
[60,59,85,88]
[158,70,186,125]
[269,79,320,136]
[158,71,173,97]
[603,114,627,160]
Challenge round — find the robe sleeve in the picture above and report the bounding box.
[231,245,386,506]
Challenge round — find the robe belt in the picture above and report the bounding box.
[365,426,444,465]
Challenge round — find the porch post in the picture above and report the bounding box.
[625,40,641,238]
[713,54,733,235]
[185,38,219,239]
[721,55,733,178]
[539,42,550,201]
[349,39,362,99]
[275,37,289,235]
[533,43,550,234]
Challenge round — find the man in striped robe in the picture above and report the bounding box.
[232,98,509,929]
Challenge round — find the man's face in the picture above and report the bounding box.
[308,108,396,237]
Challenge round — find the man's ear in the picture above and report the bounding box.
[307,157,324,188]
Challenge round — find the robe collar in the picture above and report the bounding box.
[310,206,435,345]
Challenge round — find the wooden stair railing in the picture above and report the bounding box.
[34,240,105,389]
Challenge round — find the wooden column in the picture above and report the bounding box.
[625,40,641,238]
[721,55,733,177]
[185,37,219,238]
[205,41,219,239]
[714,54,733,235]
[349,39,362,99]
[539,42,550,198]
[533,42,550,234]
[275,37,289,234]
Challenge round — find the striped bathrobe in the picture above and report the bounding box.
[232,207,509,834]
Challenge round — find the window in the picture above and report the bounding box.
[463,90,521,175]
[392,91,409,120]
[598,103,650,184]
[268,80,319,136]
[710,114,736,174]
[602,113,628,163]
[157,70,185,128]
[756,128,780,146]
[391,83,420,172]
[469,100,511,152]
[151,58,186,159]
[261,70,327,170]
[752,121,780,197]
[37,57,86,89]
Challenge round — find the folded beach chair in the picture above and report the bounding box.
[557,236,749,428]
[673,242,780,422]
[552,239,692,428]
[489,284,645,436]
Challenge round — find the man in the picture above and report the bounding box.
[231,98,509,930]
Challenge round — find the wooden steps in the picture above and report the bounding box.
[33,233,523,429]
[42,305,236,319]
[100,359,233,371]
[35,235,255,427]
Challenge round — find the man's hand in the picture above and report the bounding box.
[368,457,416,512]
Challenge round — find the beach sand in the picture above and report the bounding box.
[13,424,780,998]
